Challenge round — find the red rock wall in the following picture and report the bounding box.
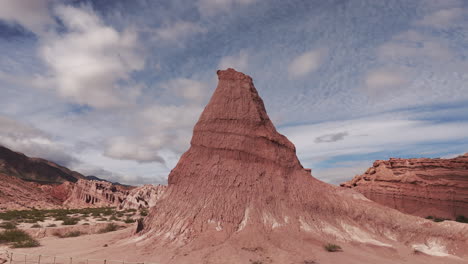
[341,154,468,219]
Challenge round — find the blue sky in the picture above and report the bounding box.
[0,0,467,185]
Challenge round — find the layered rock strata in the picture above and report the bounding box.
[133,69,468,263]
[341,154,468,219]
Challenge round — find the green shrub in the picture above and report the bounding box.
[0,229,40,248]
[109,215,119,221]
[11,238,40,248]
[54,231,82,238]
[324,243,342,252]
[98,223,119,233]
[47,224,57,227]
[0,222,17,230]
[456,215,468,223]
[139,209,148,216]
[82,223,90,225]
[30,223,42,228]
[62,218,79,225]
[124,218,135,223]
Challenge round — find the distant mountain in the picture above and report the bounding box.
[0,145,85,184]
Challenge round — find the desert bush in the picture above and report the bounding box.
[324,243,342,252]
[54,231,82,238]
[30,223,42,228]
[139,209,148,216]
[62,217,79,225]
[82,223,90,225]
[109,215,119,221]
[98,223,119,233]
[124,218,135,223]
[0,229,40,248]
[456,215,468,223]
[47,224,57,227]
[0,222,17,230]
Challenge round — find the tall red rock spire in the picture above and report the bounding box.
[138,69,468,263]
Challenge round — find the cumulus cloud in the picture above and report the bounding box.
[161,78,209,103]
[103,137,165,164]
[0,0,53,35]
[153,21,206,43]
[197,0,256,16]
[0,115,78,167]
[103,104,203,164]
[38,5,145,108]
[218,50,249,72]
[288,49,327,79]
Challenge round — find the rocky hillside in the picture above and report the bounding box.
[341,154,468,219]
[0,145,85,184]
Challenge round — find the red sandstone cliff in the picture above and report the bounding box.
[0,173,63,210]
[130,69,468,263]
[63,179,134,208]
[341,154,468,219]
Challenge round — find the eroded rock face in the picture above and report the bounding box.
[341,154,468,219]
[119,184,166,210]
[0,173,62,210]
[136,69,468,263]
[63,179,134,208]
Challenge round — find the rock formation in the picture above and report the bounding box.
[63,179,134,208]
[132,69,468,263]
[119,184,166,210]
[0,173,62,210]
[0,145,85,184]
[341,154,468,219]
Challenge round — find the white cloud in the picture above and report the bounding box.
[0,0,53,35]
[218,50,249,72]
[161,78,209,103]
[103,137,165,164]
[197,0,256,16]
[103,104,203,164]
[281,115,468,164]
[416,7,465,28]
[288,49,327,79]
[154,21,206,43]
[38,5,145,108]
[0,115,77,166]
[364,69,408,95]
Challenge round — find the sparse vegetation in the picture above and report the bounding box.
[0,207,117,223]
[62,217,79,225]
[124,218,135,223]
[98,223,120,233]
[425,216,446,222]
[139,209,148,216]
[324,243,342,252]
[0,222,17,230]
[456,215,468,223]
[47,224,57,227]
[30,223,42,228]
[54,231,82,238]
[0,229,40,248]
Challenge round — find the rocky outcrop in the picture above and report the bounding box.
[119,184,166,210]
[0,173,62,210]
[341,154,468,219]
[0,145,85,184]
[132,69,468,263]
[63,179,134,208]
